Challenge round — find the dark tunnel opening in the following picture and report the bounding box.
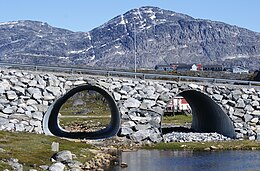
[162,90,236,138]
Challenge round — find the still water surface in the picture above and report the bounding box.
[110,150,260,171]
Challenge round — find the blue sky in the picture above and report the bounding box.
[1,0,259,32]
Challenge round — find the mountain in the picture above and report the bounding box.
[0,6,260,70]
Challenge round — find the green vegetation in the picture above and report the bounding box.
[59,90,111,132]
[0,131,94,170]
[0,162,11,170]
[60,90,110,116]
[59,117,111,132]
[162,114,192,125]
[144,140,260,151]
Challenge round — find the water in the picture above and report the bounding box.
[109,150,260,171]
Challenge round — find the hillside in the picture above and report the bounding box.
[0,6,259,70]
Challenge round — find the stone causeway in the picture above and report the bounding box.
[0,68,260,143]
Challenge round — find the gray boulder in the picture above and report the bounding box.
[120,127,134,136]
[130,129,151,142]
[113,92,121,101]
[149,133,163,143]
[244,114,253,122]
[121,121,136,128]
[48,162,65,171]
[123,98,141,108]
[235,99,246,108]
[251,100,259,107]
[0,79,11,90]
[0,118,9,125]
[2,107,14,114]
[8,158,23,171]
[213,94,223,101]
[143,86,156,96]
[140,99,156,110]
[12,86,25,95]
[67,160,83,169]
[244,105,254,112]
[6,91,17,100]
[46,86,61,96]
[134,123,152,131]
[52,150,73,163]
[232,90,242,100]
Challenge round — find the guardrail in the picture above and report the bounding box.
[0,62,259,86]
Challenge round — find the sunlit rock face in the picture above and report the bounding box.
[0,6,260,69]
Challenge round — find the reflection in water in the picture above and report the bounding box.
[58,90,111,132]
[110,150,260,171]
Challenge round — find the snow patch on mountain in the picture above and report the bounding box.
[0,21,18,26]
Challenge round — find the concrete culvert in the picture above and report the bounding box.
[43,84,120,139]
[178,90,236,138]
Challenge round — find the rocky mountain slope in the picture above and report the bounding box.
[0,6,259,70]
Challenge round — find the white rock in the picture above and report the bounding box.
[123,98,141,108]
[188,83,199,89]
[10,119,19,124]
[12,86,25,95]
[2,107,14,114]
[6,91,17,100]
[244,105,254,112]
[213,94,223,101]
[27,99,38,105]
[135,124,152,131]
[28,80,37,87]
[0,113,9,118]
[0,79,11,90]
[113,92,121,101]
[251,118,259,123]
[244,114,253,122]
[143,86,156,95]
[140,100,156,109]
[130,129,150,142]
[151,106,164,114]
[251,101,259,107]
[120,127,134,135]
[249,136,256,140]
[252,110,260,116]
[235,99,245,108]
[32,112,43,121]
[121,121,136,127]
[73,81,86,86]
[43,93,56,100]
[15,123,24,131]
[65,81,73,86]
[53,150,73,162]
[30,120,41,127]
[46,86,61,96]
[49,162,65,171]
[17,108,25,114]
[0,118,9,125]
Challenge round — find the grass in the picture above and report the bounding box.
[60,100,110,116]
[144,140,260,151]
[0,161,11,170]
[59,117,111,132]
[162,114,192,125]
[60,90,110,117]
[59,90,111,131]
[0,130,95,170]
